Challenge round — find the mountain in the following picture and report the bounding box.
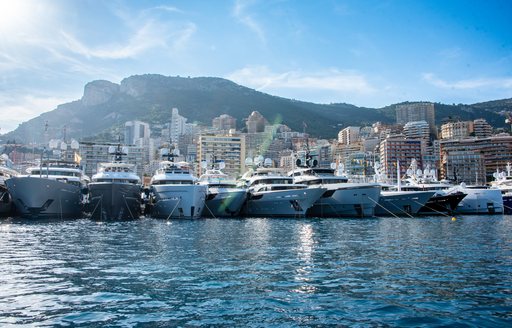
[2,74,511,143]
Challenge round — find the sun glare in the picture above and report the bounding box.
[0,0,36,33]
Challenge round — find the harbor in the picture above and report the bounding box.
[0,1,511,325]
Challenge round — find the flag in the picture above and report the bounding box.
[74,152,82,164]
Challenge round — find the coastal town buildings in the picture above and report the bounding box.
[439,135,512,184]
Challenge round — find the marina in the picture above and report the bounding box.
[0,0,510,326]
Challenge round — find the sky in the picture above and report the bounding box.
[1,0,511,133]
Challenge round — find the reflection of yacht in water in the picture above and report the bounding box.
[148,148,207,219]
[198,160,247,217]
[87,144,142,220]
[6,159,87,219]
[0,154,19,216]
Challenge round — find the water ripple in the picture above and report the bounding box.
[0,216,511,326]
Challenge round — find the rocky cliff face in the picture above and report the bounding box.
[120,75,149,97]
[81,80,120,106]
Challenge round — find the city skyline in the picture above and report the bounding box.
[1,0,511,133]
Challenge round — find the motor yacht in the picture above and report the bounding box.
[148,149,207,219]
[288,166,381,217]
[0,155,20,216]
[6,160,87,219]
[240,168,325,217]
[198,165,246,217]
[87,145,142,220]
[490,163,512,214]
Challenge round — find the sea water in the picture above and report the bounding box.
[0,215,511,327]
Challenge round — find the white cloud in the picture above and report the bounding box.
[61,21,165,59]
[232,0,266,43]
[60,17,196,60]
[227,66,376,94]
[423,73,512,90]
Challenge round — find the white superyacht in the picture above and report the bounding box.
[148,149,207,219]
[402,160,502,214]
[198,161,247,217]
[288,161,381,218]
[240,166,326,217]
[372,162,435,217]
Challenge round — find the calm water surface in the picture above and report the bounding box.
[0,215,511,327]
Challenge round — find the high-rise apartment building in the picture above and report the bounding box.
[212,114,236,131]
[379,137,423,182]
[403,121,430,140]
[197,133,246,177]
[473,118,493,138]
[396,102,436,137]
[124,121,150,146]
[337,126,360,145]
[245,111,268,133]
[440,121,474,139]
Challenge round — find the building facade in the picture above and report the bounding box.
[379,137,423,182]
[403,120,430,140]
[212,114,236,131]
[440,121,474,139]
[395,102,436,137]
[439,135,512,183]
[124,121,150,146]
[197,133,246,177]
[79,141,146,178]
[473,118,493,138]
[337,126,360,145]
[245,111,268,133]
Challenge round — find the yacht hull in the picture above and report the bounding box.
[375,191,436,216]
[87,182,141,220]
[418,192,466,215]
[150,184,207,219]
[202,188,247,217]
[453,188,504,214]
[307,184,381,217]
[503,193,512,214]
[0,186,14,216]
[5,177,82,219]
[243,187,326,217]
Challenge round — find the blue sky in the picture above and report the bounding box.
[1,0,511,133]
